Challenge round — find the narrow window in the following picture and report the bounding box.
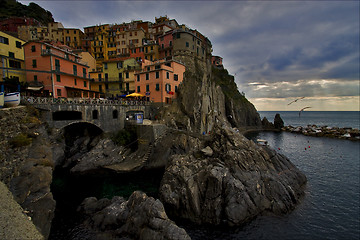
[73,65,77,76]
[156,71,159,79]
[137,75,140,82]
[113,110,118,119]
[155,84,160,91]
[146,84,149,92]
[126,72,129,78]
[74,79,77,85]
[186,42,189,47]
[84,81,87,88]
[146,73,149,80]
[174,74,178,81]
[137,86,140,92]
[16,41,21,48]
[56,75,60,82]
[166,72,169,79]
[32,59,37,68]
[92,110,98,119]
[57,89,62,97]
[31,45,36,52]
[34,75,37,81]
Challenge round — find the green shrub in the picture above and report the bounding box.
[9,133,32,148]
[111,127,138,151]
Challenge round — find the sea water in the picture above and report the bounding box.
[184,112,360,240]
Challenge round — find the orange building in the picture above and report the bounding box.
[134,59,185,103]
[23,41,98,98]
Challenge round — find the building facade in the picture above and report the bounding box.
[23,41,97,98]
[134,59,185,103]
[0,31,26,87]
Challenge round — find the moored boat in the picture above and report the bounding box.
[0,92,4,108]
[4,92,20,107]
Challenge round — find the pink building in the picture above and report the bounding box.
[134,59,185,104]
[211,55,223,68]
[23,41,98,98]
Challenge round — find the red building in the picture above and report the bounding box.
[158,30,173,60]
[23,41,99,98]
[0,17,40,34]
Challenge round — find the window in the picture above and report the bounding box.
[166,84,171,92]
[113,110,118,119]
[156,83,160,91]
[56,75,60,82]
[0,36,9,44]
[105,83,109,90]
[169,41,172,46]
[105,73,108,81]
[31,45,36,52]
[156,71,159,79]
[166,72,169,79]
[137,86,140,92]
[162,44,164,49]
[126,83,129,91]
[55,59,60,71]
[146,84,149,92]
[147,66,150,71]
[83,68,86,78]
[92,110,98,119]
[117,62,123,69]
[73,65,77,75]
[74,79,77,85]
[9,60,20,68]
[57,89,62,97]
[186,42,189,47]
[34,75,37,81]
[32,59,37,68]
[84,81,87,88]
[16,41,21,48]
[119,73,122,80]
[137,75,140,82]
[155,65,160,69]
[98,73,102,81]
[119,83,122,90]
[126,72,129,78]
[146,73,149,80]
[174,74,178,81]
[175,85,178,92]
[99,85,102,92]
[104,63,108,69]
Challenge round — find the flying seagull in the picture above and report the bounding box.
[299,106,312,117]
[288,97,305,105]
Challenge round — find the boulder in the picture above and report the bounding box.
[262,117,274,129]
[159,126,307,226]
[78,191,191,240]
[274,113,284,129]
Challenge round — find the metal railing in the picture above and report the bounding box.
[21,96,150,106]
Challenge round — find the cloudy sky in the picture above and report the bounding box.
[19,0,360,111]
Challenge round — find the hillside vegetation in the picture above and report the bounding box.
[0,0,54,25]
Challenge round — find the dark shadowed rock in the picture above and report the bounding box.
[78,191,191,240]
[274,113,284,129]
[159,126,307,226]
[262,117,274,129]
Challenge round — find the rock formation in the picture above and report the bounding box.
[274,113,284,129]
[78,191,191,240]
[159,126,307,226]
[0,106,55,239]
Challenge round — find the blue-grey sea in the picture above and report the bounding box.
[184,111,360,240]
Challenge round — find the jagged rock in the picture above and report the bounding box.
[201,146,213,156]
[262,117,274,129]
[159,126,307,226]
[274,113,284,129]
[78,191,191,240]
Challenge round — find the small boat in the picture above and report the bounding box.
[0,92,4,108]
[4,92,20,107]
[257,139,268,145]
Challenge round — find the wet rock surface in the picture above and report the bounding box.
[159,126,307,226]
[78,191,191,240]
[282,125,360,140]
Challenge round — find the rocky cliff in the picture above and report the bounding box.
[0,106,55,239]
[160,56,261,134]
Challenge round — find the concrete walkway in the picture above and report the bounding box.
[0,181,44,240]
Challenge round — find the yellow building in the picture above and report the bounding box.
[91,24,110,63]
[143,41,159,61]
[102,57,140,98]
[89,70,105,97]
[63,28,84,50]
[0,31,26,87]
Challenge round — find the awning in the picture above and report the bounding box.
[126,93,145,97]
[27,86,44,91]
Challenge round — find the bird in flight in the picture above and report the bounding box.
[299,106,312,117]
[288,97,305,105]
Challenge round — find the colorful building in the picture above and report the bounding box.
[158,30,173,60]
[0,17,40,34]
[0,31,26,87]
[102,57,141,97]
[134,59,185,103]
[211,55,223,69]
[23,41,97,98]
[143,40,159,61]
[63,28,84,50]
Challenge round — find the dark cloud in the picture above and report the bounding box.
[18,0,359,107]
